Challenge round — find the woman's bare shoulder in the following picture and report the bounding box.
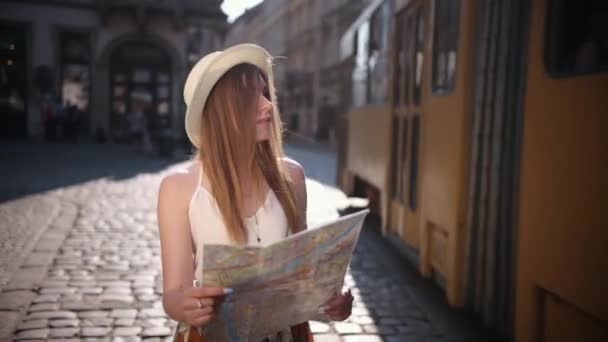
[281,157,305,179]
[158,161,200,202]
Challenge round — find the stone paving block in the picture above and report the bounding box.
[34,238,64,253]
[113,327,142,336]
[311,334,342,342]
[17,319,48,330]
[23,252,55,267]
[143,317,168,327]
[362,324,378,333]
[32,293,60,303]
[0,290,36,310]
[334,322,363,334]
[115,318,136,326]
[79,310,110,318]
[40,287,76,295]
[26,310,77,320]
[0,311,21,339]
[378,324,400,336]
[4,267,48,290]
[111,309,138,318]
[309,321,331,334]
[40,279,69,288]
[349,315,374,325]
[342,335,383,342]
[13,328,50,340]
[63,301,100,311]
[28,302,61,311]
[141,326,172,337]
[49,327,79,338]
[49,318,80,327]
[81,326,112,337]
[139,307,166,318]
[112,337,142,342]
[82,318,115,327]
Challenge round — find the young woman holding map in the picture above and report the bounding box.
[157,44,354,341]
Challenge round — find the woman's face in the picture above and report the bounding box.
[254,74,273,142]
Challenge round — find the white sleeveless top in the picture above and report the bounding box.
[188,162,289,283]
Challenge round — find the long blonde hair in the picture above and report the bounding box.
[197,63,301,244]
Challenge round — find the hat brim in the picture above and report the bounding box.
[185,44,272,149]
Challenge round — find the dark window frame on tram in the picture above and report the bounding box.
[409,115,420,210]
[391,12,405,108]
[545,0,608,77]
[413,7,425,105]
[390,116,401,200]
[431,0,461,95]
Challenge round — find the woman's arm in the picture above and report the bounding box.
[157,173,227,326]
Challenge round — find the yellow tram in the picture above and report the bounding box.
[337,0,608,340]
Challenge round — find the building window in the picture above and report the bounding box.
[60,31,91,123]
[546,0,608,76]
[432,0,460,93]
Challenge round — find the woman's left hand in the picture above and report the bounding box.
[319,289,354,321]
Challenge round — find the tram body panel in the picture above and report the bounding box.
[515,0,608,340]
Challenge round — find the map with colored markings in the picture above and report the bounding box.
[200,209,369,341]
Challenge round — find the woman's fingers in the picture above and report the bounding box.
[320,289,353,311]
[184,297,216,310]
[320,289,354,321]
[190,313,215,327]
[185,285,232,298]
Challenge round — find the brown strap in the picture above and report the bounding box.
[174,323,313,342]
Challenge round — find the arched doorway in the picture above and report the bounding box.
[109,42,172,142]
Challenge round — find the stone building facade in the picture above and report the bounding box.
[0,0,225,145]
[224,0,372,144]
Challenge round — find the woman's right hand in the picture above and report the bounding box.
[182,285,233,327]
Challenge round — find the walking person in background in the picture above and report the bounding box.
[156,44,354,341]
[129,102,146,150]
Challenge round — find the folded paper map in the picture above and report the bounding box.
[200,209,369,341]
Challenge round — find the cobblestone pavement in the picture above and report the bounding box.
[0,142,489,341]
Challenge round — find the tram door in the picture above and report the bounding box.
[388,1,427,252]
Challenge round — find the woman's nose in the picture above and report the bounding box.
[259,95,272,113]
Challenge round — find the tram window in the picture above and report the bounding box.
[432,0,460,93]
[393,14,405,107]
[369,0,391,104]
[403,17,414,106]
[546,0,608,76]
[352,21,370,108]
[413,9,425,105]
[409,115,420,210]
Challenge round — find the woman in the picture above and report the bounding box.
[157,44,354,341]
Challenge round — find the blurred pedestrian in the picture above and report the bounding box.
[130,104,144,143]
[156,44,353,341]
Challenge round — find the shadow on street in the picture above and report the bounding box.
[0,141,184,203]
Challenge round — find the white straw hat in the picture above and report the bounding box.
[183,43,273,149]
